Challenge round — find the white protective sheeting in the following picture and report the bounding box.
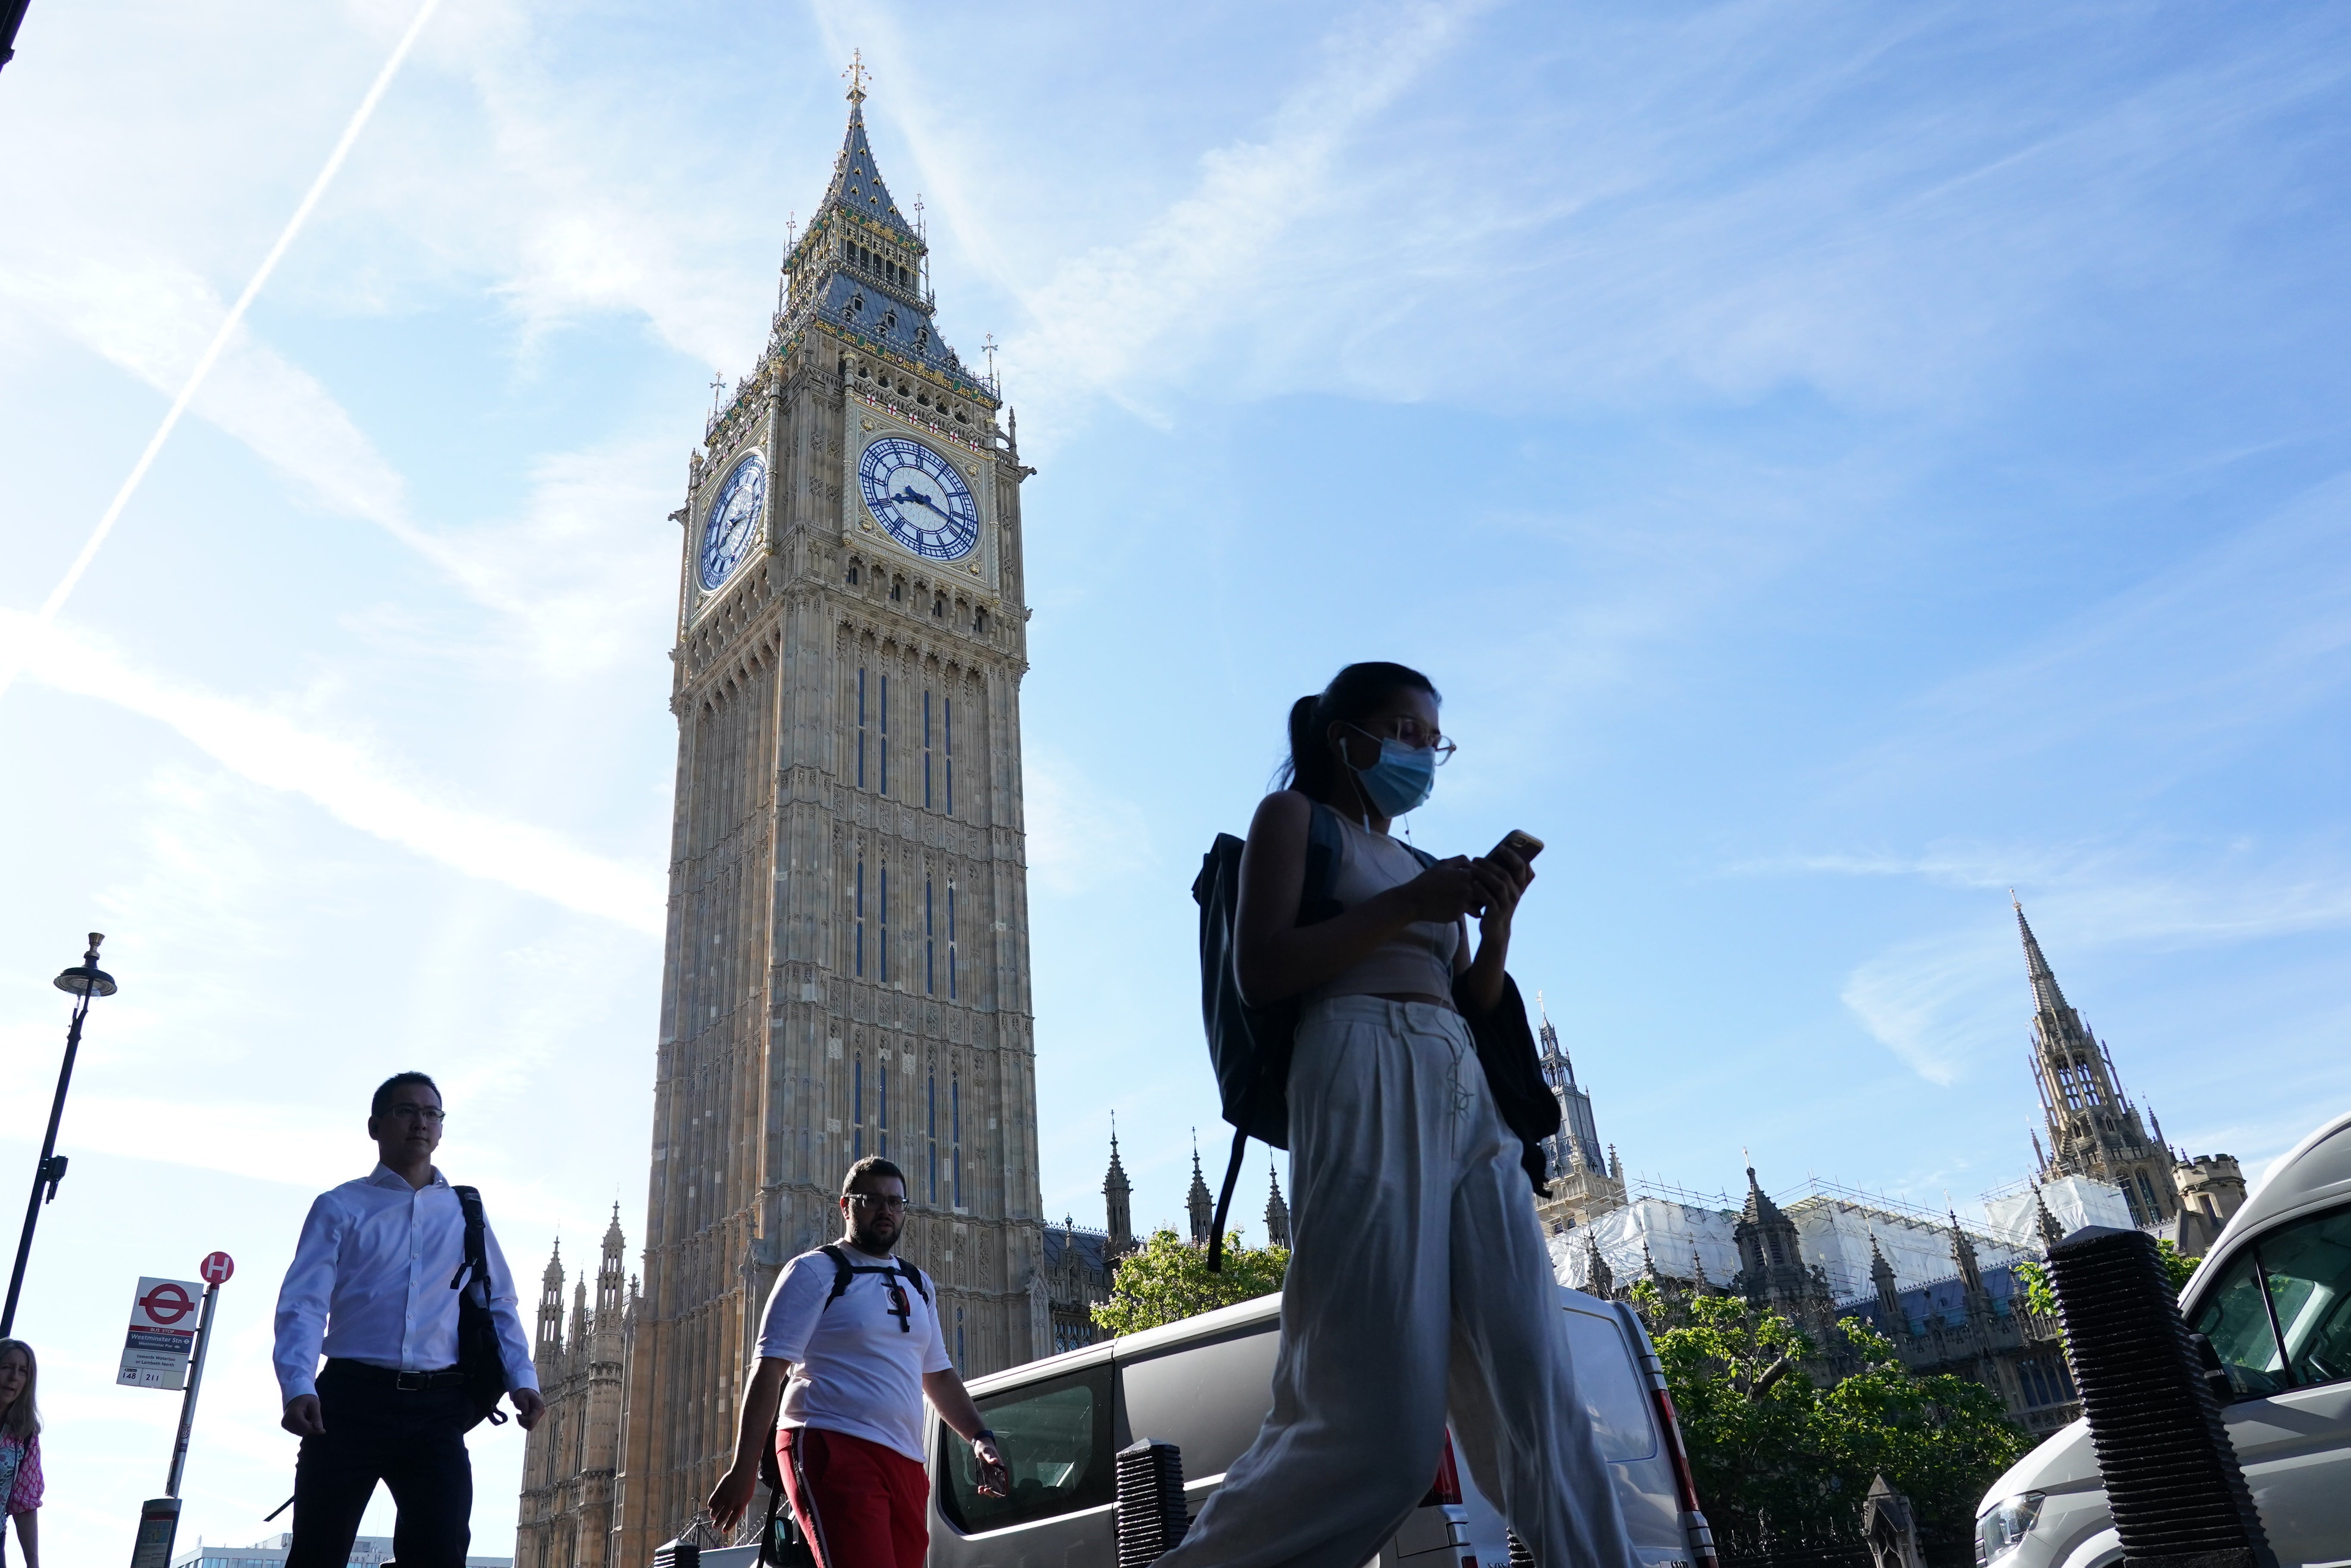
[1549,1197,1742,1292]
[1780,1196,2025,1301]
[1981,1174,2134,1250]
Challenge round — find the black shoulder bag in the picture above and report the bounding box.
[448,1185,511,1430]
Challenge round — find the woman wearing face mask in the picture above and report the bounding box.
[0,1340,43,1568]
[1158,662,1638,1568]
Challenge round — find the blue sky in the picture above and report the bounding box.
[4,0,2349,1552]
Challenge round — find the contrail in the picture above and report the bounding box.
[0,0,445,706]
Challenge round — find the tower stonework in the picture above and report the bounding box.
[1529,999,1627,1235]
[603,81,1046,1564]
[2016,899,2178,1228]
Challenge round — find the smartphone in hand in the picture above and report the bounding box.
[1489,829,1544,865]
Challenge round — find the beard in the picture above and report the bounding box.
[849,1214,900,1255]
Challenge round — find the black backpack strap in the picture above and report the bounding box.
[1207,1126,1250,1272]
[449,1185,487,1294]
[819,1244,854,1310]
[895,1260,930,1304]
[1299,800,1347,924]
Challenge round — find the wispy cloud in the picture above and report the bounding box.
[2,612,664,932]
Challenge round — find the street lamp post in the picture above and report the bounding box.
[1,933,117,1337]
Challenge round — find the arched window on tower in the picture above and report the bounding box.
[926,1071,939,1204]
[972,608,986,635]
[845,563,860,586]
[854,1056,864,1160]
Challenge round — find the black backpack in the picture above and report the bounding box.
[448,1185,511,1430]
[1193,806,1561,1269]
[816,1244,930,1324]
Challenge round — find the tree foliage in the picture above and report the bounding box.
[2013,1237,2199,1340]
[1631,1283,2030,1555]
[1090,1229,1289,1337]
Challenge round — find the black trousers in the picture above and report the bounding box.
[287,1361,474,1568]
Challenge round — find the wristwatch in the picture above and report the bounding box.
[973,1428,997,1444]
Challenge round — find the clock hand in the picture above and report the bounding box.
[890,485,962,526]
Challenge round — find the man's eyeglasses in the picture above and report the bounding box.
[848,1192,907,1212]
[386,1104,446,1124]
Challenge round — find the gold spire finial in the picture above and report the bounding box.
[844,49,869,104]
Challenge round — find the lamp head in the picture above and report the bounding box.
[53,932,116,998]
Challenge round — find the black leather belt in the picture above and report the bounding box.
[324,1358,465,1392]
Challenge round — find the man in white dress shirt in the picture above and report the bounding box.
[272,1072,544,1568]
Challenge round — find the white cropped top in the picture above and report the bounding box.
[1304,813,1461,1004]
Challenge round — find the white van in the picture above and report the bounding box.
[1974,1108,2351,1568]
[924,1283,1717,1568]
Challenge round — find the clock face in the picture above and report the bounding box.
[699,452,767,590]
[859,436,980,561]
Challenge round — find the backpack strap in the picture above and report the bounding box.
[817,1245,931,1307]
[819,1244,854,1310]
[1207,1126,1250,1272]
[449,1185,488,1295]
[1299,800,1347,925]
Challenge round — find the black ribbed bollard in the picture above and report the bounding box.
[2044,1225,2273,1568]
[1116,1438,1189,1565]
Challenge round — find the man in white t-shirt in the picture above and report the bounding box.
[709,1157,1008,1568]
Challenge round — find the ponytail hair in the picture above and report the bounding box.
[1276,661,1440,803]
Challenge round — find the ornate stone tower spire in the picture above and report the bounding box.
[1186,1134,1215,1247]
[1528,991,1628,1233]
[1734,1164,1825,1322]
[2016,896,2177,1227]
[537,1241,566,1363]
[1870,1233,1901,1325]
[598,1204,626,1322]
[1104,1121,1133,1252]
[607,62,1038,1565]
[1583,1230,1614,1300]
[1264,1162,1291,1250]
[1949,1208,1986,1317]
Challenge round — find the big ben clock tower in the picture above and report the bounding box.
[598,68,1047,1563]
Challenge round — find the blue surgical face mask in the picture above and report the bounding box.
[1341,726,1437,817]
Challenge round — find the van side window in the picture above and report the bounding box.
[936,1362,1113,1534]
[2193,1204,2351,1396]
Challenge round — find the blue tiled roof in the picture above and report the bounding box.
[1044,1226,1112,1276]
[1839,1262,2022,1336]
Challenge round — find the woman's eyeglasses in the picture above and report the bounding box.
[1352,721,1457,765]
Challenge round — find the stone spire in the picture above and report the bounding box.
[2015,895,2072,1019]
[598,1204,627,1322]
[1264,1162,1291,1250]
[1103,1120,1134,1252]
[1734,1163,1817,1315]
[767,68,986,398]
[1948,1208,1985,1312]
[1584,1230,1614,1300]
[2016,895,2178,1226]
[2033,1182,2065,1249]
[536,1240,566,1359]
[571,1278,590,1351]
[1690,1245,1710,1294]
[1186,1132,1215,1247]
[1870,1233,1901,1325]
[1534,991,1603,1182]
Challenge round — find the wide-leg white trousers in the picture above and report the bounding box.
[1157,996,1640,1568]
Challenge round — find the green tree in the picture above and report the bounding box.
[1090,1228,1288,1337]
[1630,1283,2029,1556]
[2013,1237,2199,1338]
